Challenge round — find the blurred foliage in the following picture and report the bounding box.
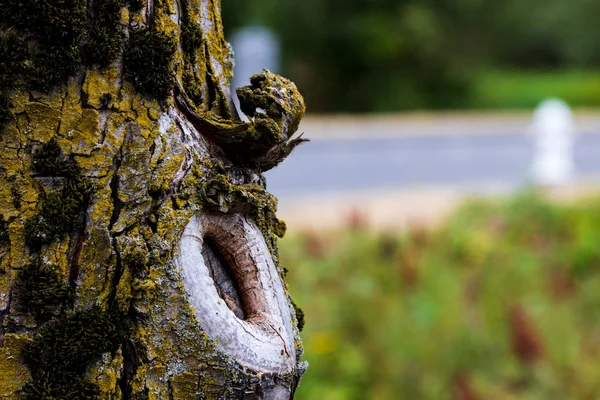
[471,70,600,109]
[222,0,600,112]
[281,192,600,399]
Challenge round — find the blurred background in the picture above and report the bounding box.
[223,1,600,398]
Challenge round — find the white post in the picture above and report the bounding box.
[530,98,576,186]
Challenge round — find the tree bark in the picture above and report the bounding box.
[0,0,306,398]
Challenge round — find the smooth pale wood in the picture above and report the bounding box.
[178,213,296,375]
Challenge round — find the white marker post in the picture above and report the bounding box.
[530,98,576,186]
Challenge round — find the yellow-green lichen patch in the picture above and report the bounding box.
[7,91,28,116]
[8,222,28,274]
[40,240,71,278]
[148,136,187,196]
[56,80,84,141]
[9,174,38,209]
[75,225,113,308]
[0,334,32,399]
[153,205,195,249]
[131,113,159,138]
[58,108,100,156]
[114,230,152,313]
[0,272,10,314]
[120,6,130,25]
[4,120,27,155]
[73,108,100,137]
[87,177,116,226]
[148,105,162,121]
[130,96,162,127]
[0,180,16,223]
[88,348,124,399]
[127,363,150,398]
[129,259,217,389]
[153,0,180,38]
[82,66,123,109]
[170,372,199,399]
[23,102,61,142]
[143,364,171,400]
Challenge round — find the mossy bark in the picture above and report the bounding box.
[0,1,306,398]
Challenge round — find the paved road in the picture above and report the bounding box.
[265,131,600,198]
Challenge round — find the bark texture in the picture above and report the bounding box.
[0,0,306,398]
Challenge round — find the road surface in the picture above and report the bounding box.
[264,114,600,231]
[266,130,600,198]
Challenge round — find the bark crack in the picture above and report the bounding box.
[108,129,126,231]
[68,215,87,288]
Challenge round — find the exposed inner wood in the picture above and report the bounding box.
[178,213,296,374]
[203,219,270,322]
[202,238,245,320]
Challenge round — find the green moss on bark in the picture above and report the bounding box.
[127,0,144,12]
[83,0,126,67]
[0,0,87,91]
[30,139,80,177]
[125,27,176,100]
[0,0,173,102]
[0,30,27,87]
[25,139,94,249]
[15,262,74,323]
[0,30,28,127]
[181,3,202,57]
[0,93,10,129]
[0,217,8,245]
[292,301,305,332]
[179,1,205,107]
[21,307,127,399]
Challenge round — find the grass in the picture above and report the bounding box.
[283,191,600,399]
[470,69,600,109]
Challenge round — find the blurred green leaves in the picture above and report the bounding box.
[223,0,600,112]
[282,192,600,398]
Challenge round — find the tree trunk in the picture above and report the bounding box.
[0,0,306,398]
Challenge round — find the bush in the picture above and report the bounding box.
[283,192,600,399]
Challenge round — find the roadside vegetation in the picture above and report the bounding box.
[472,70,600,110]
[283,192,600,399]
[223,0,600,112]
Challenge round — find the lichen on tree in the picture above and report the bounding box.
[0,0,307,398]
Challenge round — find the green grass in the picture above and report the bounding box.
[470,70,600,109]
[283,192,600,399]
